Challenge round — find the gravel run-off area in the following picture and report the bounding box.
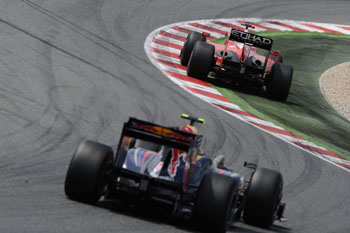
[320,62,350,121]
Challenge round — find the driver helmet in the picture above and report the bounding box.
[180,124,198,135]
[180,124,202,155]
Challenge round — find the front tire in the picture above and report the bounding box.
[64,140,113,203]
[194,173,238,233]
[180,31,206,66]
[187,41,215,80]
[243,168,283,228]
[266,62,293,102]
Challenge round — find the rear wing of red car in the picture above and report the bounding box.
[229,29,273,51]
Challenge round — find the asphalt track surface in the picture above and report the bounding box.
[1,1,350,232]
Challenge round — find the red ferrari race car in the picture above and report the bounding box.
[180,24,293,102]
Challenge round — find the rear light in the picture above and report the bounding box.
[271,51,279,56]
[201,32,210,37]
[270,51,280,62]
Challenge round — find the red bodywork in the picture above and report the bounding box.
[202,31,280,77]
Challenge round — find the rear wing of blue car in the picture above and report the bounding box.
[125,118,197,148]
[116,117,200,156]
[229,29,273,50]
[114,117,201,172]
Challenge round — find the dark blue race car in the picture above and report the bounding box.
[64,114,286,233]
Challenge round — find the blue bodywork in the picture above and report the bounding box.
[123,146,242,187]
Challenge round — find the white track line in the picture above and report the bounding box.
[152,53,180,63]
[311,22,350,34]
[154,35,184,46]
[150,43,180,54]
[158,65,186,75]
[175,80,222,95]
[256,21,294,31]
[204,22,232,34]
[165,29,188,39]
[283,21,325,32]
[179,24,224,38]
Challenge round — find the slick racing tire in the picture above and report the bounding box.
[65,140,113,203]
[266,62,293,102]
[243,168,283,228]
[187,41,215,80]
[180,31,206,66]
[194,173,238,233]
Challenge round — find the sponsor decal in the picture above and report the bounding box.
[150,161,164,177]
[230,29,273,50]
[132,123,192,142]
[168,149,187,177]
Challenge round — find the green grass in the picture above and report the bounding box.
[210,32,350,159]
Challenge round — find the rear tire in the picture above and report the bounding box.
[187,41,215,80]
[243,168,283,228]
[64,140,113,203]
[180,31,206,66]
[194,173,238,233]
[266,62,293,102]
